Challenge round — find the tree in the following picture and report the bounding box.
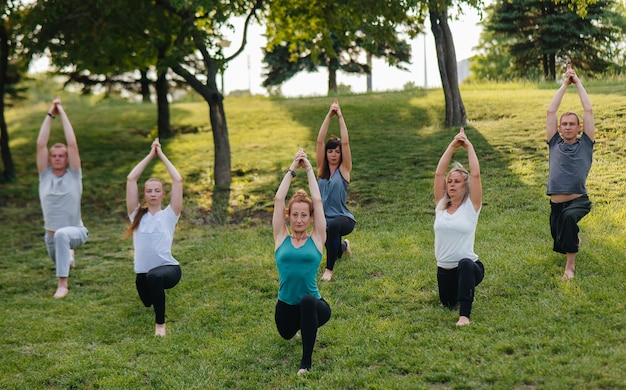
[263,0,422,94]
[483,0,625,81]
[428,0,470,126]
[22,0,263,223]
[262,36,412,94]
[21,0,179,139]
[153,0,263,224]
[0,0,28,183]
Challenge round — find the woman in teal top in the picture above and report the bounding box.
[273,149,331,375]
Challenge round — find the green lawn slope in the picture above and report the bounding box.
[1,80,625,389]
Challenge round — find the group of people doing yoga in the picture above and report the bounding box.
[36,65,593,373]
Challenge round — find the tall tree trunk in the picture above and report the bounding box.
[171,62,231,224]
[155,69,172,139]
[0,22,14,182]
[430,5,466,127]
[328,58,338,94]
[366,52,373,92]
[206,89,231,225]
[140,69,151,103]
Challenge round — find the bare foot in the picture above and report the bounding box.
[342,239,352,256]
[155,323,166,336]
[562,270,575,281]
[297,368,308,375]
[456,316,470,326]
[70,249,75,268]
[321,269,333,281]
[53,286,69,299]
[54,277,69,298]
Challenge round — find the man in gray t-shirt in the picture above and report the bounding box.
[36,97,89,298]
[545,65,595,281]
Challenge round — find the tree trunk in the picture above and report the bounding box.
[328,58,338,94]
[171,62,231,224]
[548,53,556,81]
[366,52,372,92]
[0,22,14,182]
[206,90,231,225]
[155,69,172,139]
[140,69,151,103]
[430,5,466,127]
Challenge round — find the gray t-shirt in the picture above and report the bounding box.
[546,132,594,195]
[318,169,355,222]
[39,166,84,231]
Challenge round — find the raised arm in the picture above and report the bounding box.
[55,99,81,171]
[305,155,326,251]
[571,72,595,142]
[462,132,482,211]
[546,76,570,142]
[335,100,352,181]
[156,142,183,216]
[36,98,61,172]
[126,140,157,215]
[316,100,335,168]
[434,134,461,205]
[273,150,304,248]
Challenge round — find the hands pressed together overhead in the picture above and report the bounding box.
[564,63,580,85]
[450,127,473,149]
[328,98,343,118]
[291,149,313,172]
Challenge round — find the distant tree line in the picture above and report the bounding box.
[0,0,622,224]
[470,0,626,82]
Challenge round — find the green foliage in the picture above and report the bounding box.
[263,0,423,93]
[478,0,625,81]
[1,80,626,388]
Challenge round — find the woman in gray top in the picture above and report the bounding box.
[316,99,356,282]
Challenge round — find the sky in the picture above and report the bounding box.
[29,7,484,98]
[221,7,484,97]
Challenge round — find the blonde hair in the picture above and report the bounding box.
[437,162,470,210]
[124,178,164,238]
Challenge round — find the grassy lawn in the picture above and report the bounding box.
[1,79,625,389]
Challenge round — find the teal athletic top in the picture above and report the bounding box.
[274,236,322,305]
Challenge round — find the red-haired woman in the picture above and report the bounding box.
[273,149,331,374]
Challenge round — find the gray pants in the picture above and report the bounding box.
[45,226,89,277]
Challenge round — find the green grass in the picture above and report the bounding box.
[1,79,626,389]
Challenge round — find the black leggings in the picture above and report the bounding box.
[136,265,182,324]
[275,296,331,370]
[325,216,356,271]
[437,259,484,318]
[550,195,592,254]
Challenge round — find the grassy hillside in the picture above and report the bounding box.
[1,80,625,389]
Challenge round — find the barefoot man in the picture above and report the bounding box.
[546,64,594,280]
[37,97,89,298]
